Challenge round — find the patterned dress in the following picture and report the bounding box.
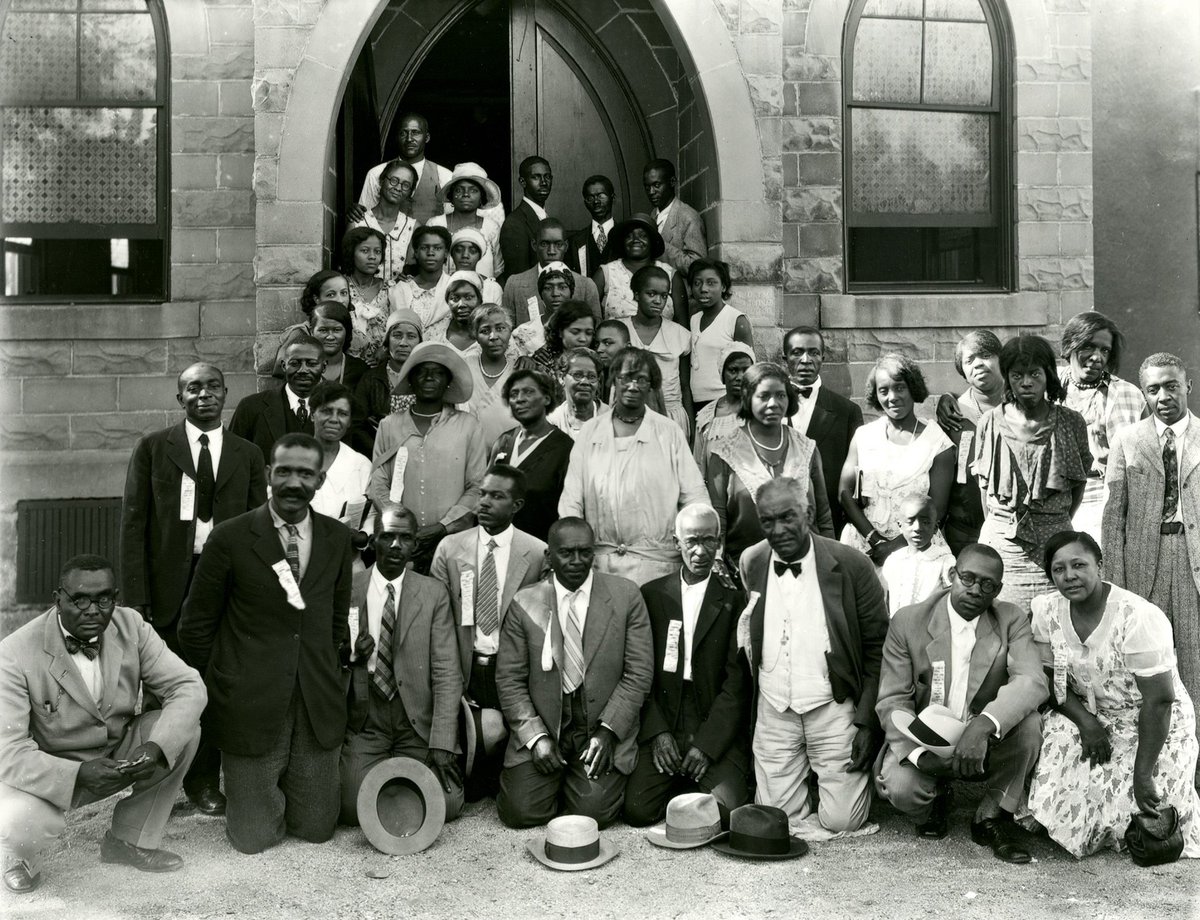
[347,279,392,367]
[1022,586,1200,859]
[600,259,676,319]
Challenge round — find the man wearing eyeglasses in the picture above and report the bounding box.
[230,337,323,463]
[875,543,1047,863]
[0,554,206,894]
[623,504,751,827]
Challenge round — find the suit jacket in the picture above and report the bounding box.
[501,266,602,327]
[803,386,864,535]
[739,535,888,730]
[178,504,353,755]
[1103,413,1200,596]
[496,572,653,774]
[0,606,206,811]
[346,566,462,752]
[876,591,1047,762]
[228,386,313,464]
[655,199,707,272]
[638,570,751,770]
[498,201,543,281]
[430,526,547,685]
[490,427,574,541]
[566,225,614,280]
[120,422,267,627]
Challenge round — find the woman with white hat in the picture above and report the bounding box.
[368,341,488,571]
[427,162,505,279]
[354,309,424,453]
[449,227,503,302]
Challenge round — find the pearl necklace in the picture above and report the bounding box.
[481,358,509,380]
[748,424,784,452]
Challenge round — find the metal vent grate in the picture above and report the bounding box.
[16,498,123,604]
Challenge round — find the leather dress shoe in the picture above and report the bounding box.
[971,814,1031,864]
[3,859,40,893]
[189,787,226,816]
[917,789,952,839]
[99,832,183,873]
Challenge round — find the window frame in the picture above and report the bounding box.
[0,0,171,303]
[842,0,1014,294]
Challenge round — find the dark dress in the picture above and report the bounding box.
[489,426,574,542]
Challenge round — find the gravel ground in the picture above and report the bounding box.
[4,785,1197,920]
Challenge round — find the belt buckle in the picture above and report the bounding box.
[616,543,627,555]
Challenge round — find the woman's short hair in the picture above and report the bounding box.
[953,330,1003,379]
[470,303,513,335]
[738,362,799,420]
[536,267,576,296]
[611,345,663,391]
[381,159,418,187]
[999,335,1065,403]
[686,258,732,299]
[562,347,604,377]
[630,264,670,295]
[300,269,346,315]
[1061,310,1125,375]
[339,227,387,275]
[308,302,353,355]
[502,367,557,407]
[546,301,595,351]
[307,381,355,415]
[865,353,929,411]
[1042,529,1102,578]
[412,224,452,250]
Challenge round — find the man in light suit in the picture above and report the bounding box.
[623,505,752,826]
[643,158,706,272]
[341,505,464,823]
[566,174,616,280]
[495,517,653,828]
[501,218,602,325]
[499,155,553,281]
[229,337,322,463]
[431,466,547,798]
[1104,352,1200,738]
[0,555,206,893]
[784,325,864,535]
[740,477,888,835]
[120,361,266,815]
[875,544,1047,863]
[179,433,354,854]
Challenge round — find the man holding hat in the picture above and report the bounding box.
[501,218,602,326]
[341,504,464,824]
[875,543,1047,862]
[495,517,653,828]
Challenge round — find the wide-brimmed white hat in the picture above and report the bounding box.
[526,815,619,871]
[395,340,474,404]
[439,162,502,209]
[892,703,967,759]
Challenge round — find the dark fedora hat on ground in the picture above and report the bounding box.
[459,697,507,780]
[710,804,809,860]
[356,757,446,856]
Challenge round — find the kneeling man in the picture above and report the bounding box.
[875,543,1047,863]
[0,555,206,893]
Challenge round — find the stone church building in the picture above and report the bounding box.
[0,0,1196,610]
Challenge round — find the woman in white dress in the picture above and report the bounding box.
[449,227,503,302]
[350,160,418,284]
[688,259,753,414]
[461,303,517,451]
[426,162,504,280]
[618,264,692,435]
[308,382,373,567]
[592,213,687,325]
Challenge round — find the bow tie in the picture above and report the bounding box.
[773,560,803,578]
[64,635,101,659]
[798,387,813,399]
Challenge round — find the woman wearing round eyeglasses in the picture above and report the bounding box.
[559,346,707,586]
[308,382,373,560]
[350,159,418,284]
[426,163,505,280]
[548,347,609,439]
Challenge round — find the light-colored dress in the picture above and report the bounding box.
[427,213,504,279]
[547,400,609,440]
[689,304,745,403]
[311,444,374,573]
[692,400,740,473]
[352,211,418,284]
[461,353,516,451]
[559,409,707,585]
[348,279,392,367]
[880,543,955,617]
[840,416,953,558]
[600,259,676,320]
[619,316,691,435]
[389,273,452,343]
[1022,586,1200,859]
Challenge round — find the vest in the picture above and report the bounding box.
[408,159,443,224]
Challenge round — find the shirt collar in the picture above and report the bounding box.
[268,503,310,532]
[771,539,815,569]
[680,570,710,596]
[655,200,674,222]
[184,420,223,445]
[370,564,405,594]
[283,384,305,412]
[479,524,514,551]
[522,197,548,221]
[554,571,594,607]
[408,157,426,177]
[58,615,100,647]
[1154,414,1190,439]
[800,377,822,397]
[946,597,981,635]
[593,218,614,234]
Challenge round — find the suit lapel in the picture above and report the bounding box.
[165,422,196,479]
[806,394,835,442]
[502,542,535,622]
[301,516,336,592]
[251,505,285,570]
[396,572,420,649]
[1134,419,1166,477]
[813,539,850,657]
[264,388,288,443]
[692,575,728,649]
[41,611,103,720]
[748,550,768,670]
[924,595,954,703]
[582,579,615,668]
[214,427,239,492]
[1181,413,1200,485]
[966,607,1002,708]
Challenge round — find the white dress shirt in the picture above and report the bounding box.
[788,376,822,435]
[654,200,674,230]
[283,384,307,417]
[679,573,709,681]
[522,197,548,221]
[268,504,312,581]
[759,543,833,715]
[59,619,102,703]
[593,218,614,248]
[526,572,596,750]
[1155,414,1190,523]
[362,566,405,674]
[474,525,513,654]
[185,421,223,553]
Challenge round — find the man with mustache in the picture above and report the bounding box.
[230,337,322,464]
[180,433,354,853]
[119,362,266,816]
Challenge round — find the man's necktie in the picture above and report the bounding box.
[561,590,585,694]
[774,560,803,578]
[596,226,607,252]
[798,387,813,399]
[196,433,215,522]
[296,398,309,424]
[1163,429,1179,521]
[64,635,101,659]
[372,584,397,699]
[285,524,301,583]
[477,540,500,636]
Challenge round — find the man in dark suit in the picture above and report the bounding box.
[565,174,616,280]
[179,433,354,854]
[501,219,601,325]
[495,517,653,828]
[229,336,322,463]
[643,158,707,272]
[740,477,888,835]
[120,362,266,815]
[499,155,553,281]
[623,505,751,827]
[784,325,863,535]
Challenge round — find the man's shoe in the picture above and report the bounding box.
[916,790,952,839]
[99,832,183,873]
[2,859,39,893]
[188,787,226,816]
[970,814,1031,864]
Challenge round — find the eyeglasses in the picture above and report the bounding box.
[616,373,652,389]
[384,177,414,191]
[566,371,599,383]
[953,570,1000,595]
[58,588,118,611]
[680,536,720,550]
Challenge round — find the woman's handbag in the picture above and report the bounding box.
[1124,806,1184,866]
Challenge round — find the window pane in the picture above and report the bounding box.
[82,0,151,9]
[861,0,923,16]
[9,0,77,9]
[851,108,991,214]
[0,14,78,103]
[851,18,922,104]
[81,13,157,102]
[4,237,165,298]
[924,21,992,106]
[849,227,999,285]
[2,107,158,224]
[925,0,986,21]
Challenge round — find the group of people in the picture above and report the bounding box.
[2,112,1198,895]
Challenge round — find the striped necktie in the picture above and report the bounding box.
[477,540,500,636]
[1163,429,1179,521]
[372,584,397,699]
[561,589,585,694]
[285,524,300,583]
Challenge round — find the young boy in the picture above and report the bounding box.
[880,493,955,617]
